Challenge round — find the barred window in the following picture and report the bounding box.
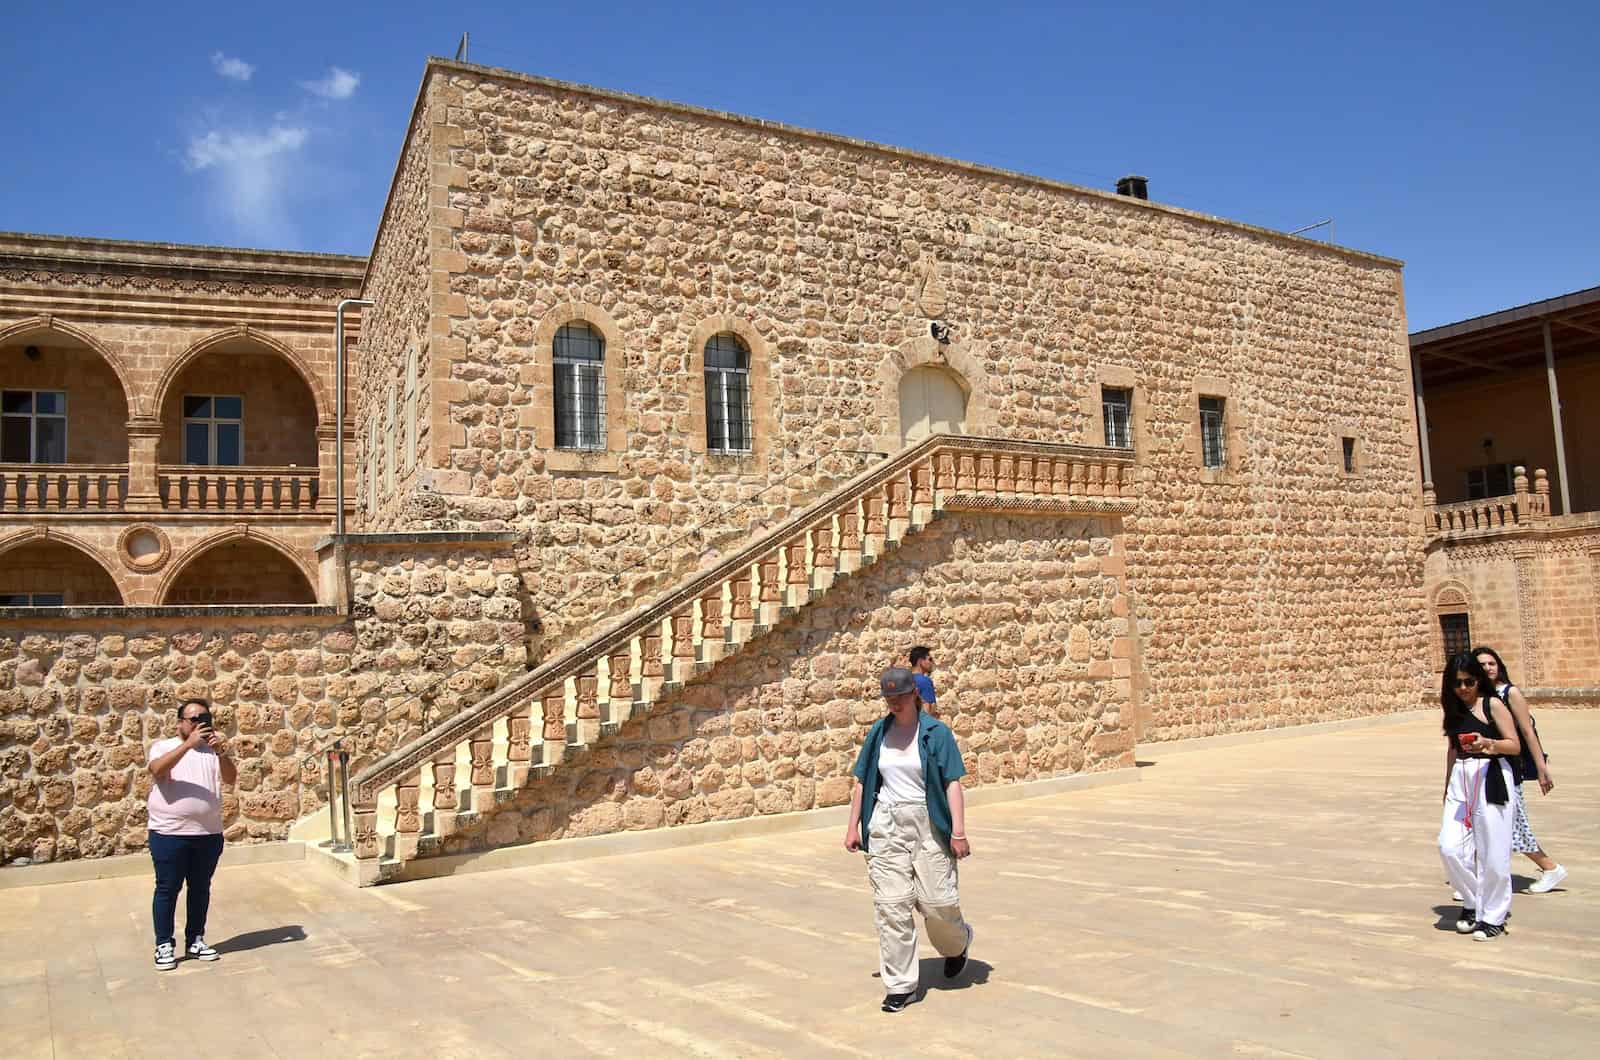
[1342,436,1357,474]
[704,333,752,453]
[1465,462,1518,500]
[403,346,418,472]
[553,322,606,450]
[1102,387,1132,449]
[385,384,398,492]
[1199,396,1226,469]
[182,395,243,466]
[366,417,379,512]
[1440,613,1471,662]
[1,390,66,463]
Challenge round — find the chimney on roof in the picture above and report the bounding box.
[1115,175,1149,201]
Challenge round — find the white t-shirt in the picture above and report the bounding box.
[146,738,224,836]
[877,732,926,806]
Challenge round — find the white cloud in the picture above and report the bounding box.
[183,125,310,245]
[300,67,360,100]
[210,51,255,82]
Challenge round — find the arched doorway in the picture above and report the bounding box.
[898,365,968,445]
[0,539,124,604]
[162,537,317,605]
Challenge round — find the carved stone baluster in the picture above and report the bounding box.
[785,538,809,606]
[506,703,533,787]
[1014,456,1033,497]
[670,608,696,682]
[887,478,910,540]
[838,504,862,574]
[934,452,956,507]
[576,665,600,743]
[957,453,976,491]
[541,686,567,766]
[976,454,996,492]
[864,491,887,558]
[996,455,1016,493]
[1088,463,1104,496]
[352,791,380,886]
[811,523,836,591]
[431,750,459,838]
[605,647,632,731]
[469,725,495,809]
[394,773,421,861]
[911,462,934,523]
[758,552,782,625]
[1034,456,1053,495]
[729,567,754,642]
[1053,459,1071,496]
[1070,461,1086,495]
[699,588,725,664]
[641,626,664,701]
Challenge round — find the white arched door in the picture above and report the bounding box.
[898,365,968,445]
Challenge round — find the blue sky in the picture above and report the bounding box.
[3,1,1595,330]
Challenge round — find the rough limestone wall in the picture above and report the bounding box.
[432,513,1132,854]
[0,546,524,863]
[358,101,435,530]
[387,69,1430,736]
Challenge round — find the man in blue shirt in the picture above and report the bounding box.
[908,645,937,710]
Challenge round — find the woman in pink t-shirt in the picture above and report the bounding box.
[147,697,237,971]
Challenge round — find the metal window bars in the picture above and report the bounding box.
[1200,396,1226,469]
[1101,388,1132,449]
[704,332,753,453]
[554,323,606,450]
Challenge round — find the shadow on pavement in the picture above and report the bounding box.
[917,956,992,993]
[215,925,307,954]
[1431,905,1465,932]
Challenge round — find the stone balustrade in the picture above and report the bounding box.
[156,465,322,512]
[0,464,129,511]
[1423,466,1550,541]
[347,433,1140,885]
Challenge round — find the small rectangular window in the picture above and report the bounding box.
[1199,396,1226,469]
[1440,613,1471,662]
[0,592,64,606]
[1465,463,1518,500]
[1102,387,1132,449]
[182,394,244,466]
[403,346,419,472]
[1,389,68,463]
[1342,437,1357,474]
[367,417,379,513]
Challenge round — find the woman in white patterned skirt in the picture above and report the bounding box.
[1474,646,1568,894]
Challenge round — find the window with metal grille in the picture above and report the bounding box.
[704,333,753,453]
[553,322,606,450]
[385,384,398,492]
[1199,396,1226,469]
[366,417,379,512]
[182,395,243,465]
[403,346,418,472]
[1342,436,1357,473]
[1,390,66,463]
[1102,387,1132,449]
[0,592,65,606]
[1465,463,1518,499]
[1440,613,1471,662]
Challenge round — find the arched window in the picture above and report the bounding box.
[553,322,606,450]
[703,332,752,453]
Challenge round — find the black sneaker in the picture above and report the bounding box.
[881,992,914,1013]
[944,924,973,978]
[1472,922,1507,941]
[1454,909,1476,934]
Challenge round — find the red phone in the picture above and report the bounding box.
[1456,732,1479,749]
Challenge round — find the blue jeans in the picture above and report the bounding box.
[149,831,224,947]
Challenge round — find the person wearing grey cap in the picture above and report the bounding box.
[844,666,974,1013]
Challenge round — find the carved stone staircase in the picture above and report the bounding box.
[322,434,1138,884]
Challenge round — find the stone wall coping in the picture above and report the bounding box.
[314,530,522,552]
[0,230,365,285]
[0,604,342,621]
[1524,687,1600,700]
[387,57,1402,278]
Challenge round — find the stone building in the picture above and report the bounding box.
[1413,285,1600,702]
[2,57,1433,876]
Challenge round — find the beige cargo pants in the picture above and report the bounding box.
[864,801,972,995]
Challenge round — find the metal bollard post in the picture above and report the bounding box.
[335,749,354,854]
[323,747,342,849]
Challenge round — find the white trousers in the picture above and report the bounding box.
[1438,758,1514,926]
[863,802,971,995]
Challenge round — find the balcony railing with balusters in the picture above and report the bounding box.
[1423,466,1551,541]
[156,465,322,512]
[345,433,1140,884]
[0,464,129,511]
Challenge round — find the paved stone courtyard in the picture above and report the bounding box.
[3,712,1595,1058]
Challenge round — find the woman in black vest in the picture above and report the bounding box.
[1437,650,1520,940]
[1474,645,1568,894]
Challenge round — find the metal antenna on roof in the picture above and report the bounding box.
[454,31,469,62]
[1289,218,1334,241]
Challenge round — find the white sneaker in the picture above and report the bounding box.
[1528,865,1568,894]
[1451,890,1463,902]
[154,942,177,971]
[187,937,220,962]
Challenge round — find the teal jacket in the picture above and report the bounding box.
[851,710,968,853]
